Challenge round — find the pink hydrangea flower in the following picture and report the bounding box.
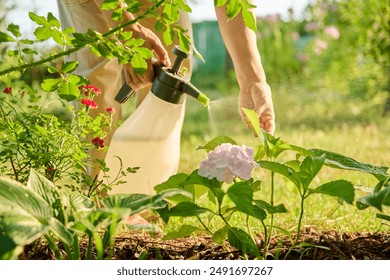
[324,25,340,40]
[198,143,259,184]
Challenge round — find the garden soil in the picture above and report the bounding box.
[22,227,390,260]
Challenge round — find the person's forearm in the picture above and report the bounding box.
[215,4,267,86]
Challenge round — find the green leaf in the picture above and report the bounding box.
[193,45,205,63]
[297,155,326,189]
[259,160,299,186]
[7,23,21,37]
[226,0,241,19]
[182,170,225,205]
[101,0,119,10]
[241,6,257,32]
[357,187,390,211]
[47,12,61,28]
[62,61,79,73]
[309,180,355,205]
[162,225,200,240]
[254,200,288,214]
[163,3,180,24]
[155,20,164,32]
[41,78,62,92]
[27,169,64,216]
[228,227,259,257]
[242,108,261,137]
[177,32,191,53]
[214,0,228,6]
[34,26,52,40]
[130,52,147,74]
[177,0,192,12]
[154,173,193,203]
[197,136,237,151]
[163,26,174,46]
[310,149,389,181]
[49,218,74,247]
[0,177,53,250]
[47,66,58,74]
[167,201,209,217]
[212,225,229,244]
[58,81,80,101]
[28,12,50,26]
[376,213,390,222]
[0,31,14,43]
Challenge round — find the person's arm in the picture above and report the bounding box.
[215,4,275,135]
[94,0,170,90]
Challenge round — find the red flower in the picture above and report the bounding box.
[3,87,12,94]
[81,98,98,109]
[92,137,104,149]
[106,107,115,114]
[78,85,101,96]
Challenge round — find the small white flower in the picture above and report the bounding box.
[198,143,259,184]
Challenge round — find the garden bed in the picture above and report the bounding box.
[22,228,390,260]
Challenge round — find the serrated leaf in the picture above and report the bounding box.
[134,47,153,59]
[58,81,80,101]
[178,32,190,53]
[241,6,257,32]
[7,23,21,37]
[47,12,60,28]
[41,78,62,92]
[167,202,208,217]
[163,3,180,24]
[34,26,52,40]
[28,12,50,26]
[310,180,355,205]
[228,227,259,256]
[226,0,241,19]
[162,225,200,240]
[310,149,389,181]
[130,52,147,74]
[197,136,237,151]
[357,187,390,211]
[227,182,267,221]
[254,200,288,214]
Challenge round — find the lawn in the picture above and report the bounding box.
[177,80,390,234]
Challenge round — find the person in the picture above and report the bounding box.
[57,0,275,190]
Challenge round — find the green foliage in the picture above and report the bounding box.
[0,169,187,259]
[155,109,389,259]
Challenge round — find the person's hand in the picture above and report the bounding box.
[123,23,171,90]
[238,82,275,135]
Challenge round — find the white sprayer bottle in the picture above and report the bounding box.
[100,46,209,195]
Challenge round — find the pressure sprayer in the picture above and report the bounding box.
[100,46,209,195]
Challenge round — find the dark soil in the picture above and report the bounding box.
[22,228,390,260]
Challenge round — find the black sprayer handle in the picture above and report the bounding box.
[114,82,136,104]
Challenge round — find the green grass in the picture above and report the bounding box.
[175,80,390,235]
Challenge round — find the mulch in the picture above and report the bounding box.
[22,228,390,260]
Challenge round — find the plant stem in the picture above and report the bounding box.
[284,192,306,259]
[45,235,62,260]
[0,0,167,77]
[266,171,275,251]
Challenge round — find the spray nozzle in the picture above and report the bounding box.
[115,45,209,106]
